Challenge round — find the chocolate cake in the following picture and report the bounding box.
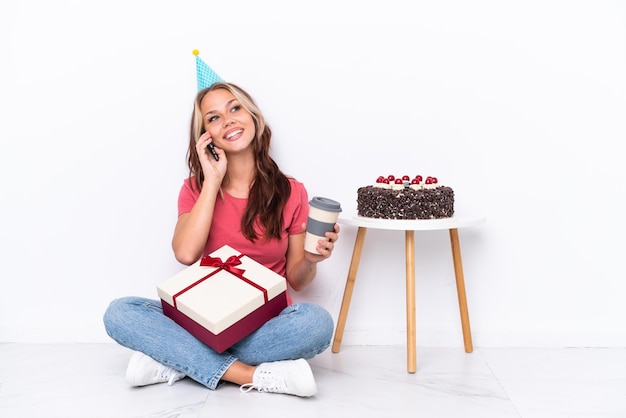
[357,175,454,220]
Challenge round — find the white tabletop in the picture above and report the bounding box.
[338,213,486,231]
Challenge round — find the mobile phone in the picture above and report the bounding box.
[207,142,219,161]
[198,127,219,161]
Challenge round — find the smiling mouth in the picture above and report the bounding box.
[226,129,243,140]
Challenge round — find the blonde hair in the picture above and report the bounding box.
[185,82,291,241]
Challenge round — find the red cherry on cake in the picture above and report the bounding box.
[411,178,419,184]
[425,177,433,184]
[394,178,403,184]
[387,175,395,181]
[376,176,385,183]
[383,178,389,184]
[431,177,438,184]
[414,175,423,182]
[402,175,410,181]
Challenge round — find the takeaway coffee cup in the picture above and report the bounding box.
[305,196,342,254]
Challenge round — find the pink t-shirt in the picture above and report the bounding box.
[177,177,309,282]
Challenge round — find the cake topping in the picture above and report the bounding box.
[419,176,438,189]
[373,174,442,190]
[374,176,391,189]
[391,178,405,190]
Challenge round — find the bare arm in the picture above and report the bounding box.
[172,182,221,265]
[172,133,227,265]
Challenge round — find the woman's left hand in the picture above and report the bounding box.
[304,223,340,263]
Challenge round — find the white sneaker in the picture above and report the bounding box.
[240,358,317,397]
[125,351,185,387]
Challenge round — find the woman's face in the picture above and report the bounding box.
[200,88,255,154]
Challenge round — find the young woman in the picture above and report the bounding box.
[103,82,339,397]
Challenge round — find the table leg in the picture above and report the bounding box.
[332,227,367,353]
[449,228,474,353]
[405,230,416,373]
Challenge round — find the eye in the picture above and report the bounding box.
[207,115,219,123]
[230,105,241,113]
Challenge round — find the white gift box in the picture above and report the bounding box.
[157,245,288,353]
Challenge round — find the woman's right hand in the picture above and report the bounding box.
[196,132,227,185]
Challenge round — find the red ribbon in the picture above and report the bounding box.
[200,254,246,276]
[172,253,269,308]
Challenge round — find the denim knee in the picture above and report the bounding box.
[102,296,142,339]
[300,303,335,351]
[102,297,125,337]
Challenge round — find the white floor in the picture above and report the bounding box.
[1,343,625,418]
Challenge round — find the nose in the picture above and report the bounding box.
[224,116,235,127]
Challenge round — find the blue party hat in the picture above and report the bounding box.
[193,49,223,90]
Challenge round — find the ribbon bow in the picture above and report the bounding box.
[172,252,268,308]
[200,255,246,276]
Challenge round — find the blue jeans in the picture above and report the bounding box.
[103,297,334,390]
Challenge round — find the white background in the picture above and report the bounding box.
[1,0,625,347]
